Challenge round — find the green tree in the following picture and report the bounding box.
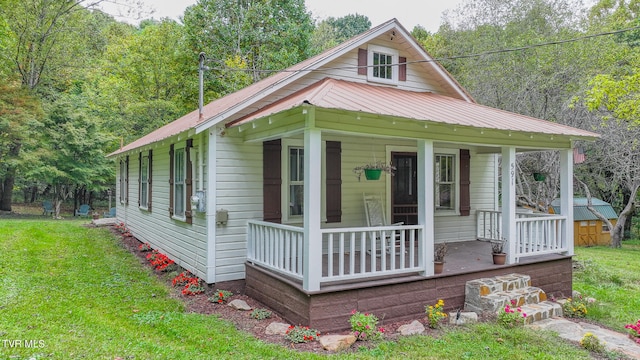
[310,13,371,54]
[183,0,313,86]
[0,84,43,210]
[26,95,113,218]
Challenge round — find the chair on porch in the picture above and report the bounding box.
[363,193,404,255]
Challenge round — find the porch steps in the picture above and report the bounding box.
[464,273,562,324]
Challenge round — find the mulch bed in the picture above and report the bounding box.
[113,225,440,354]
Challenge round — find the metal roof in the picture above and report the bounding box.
[551,198,618,221]
[227,78,600,139]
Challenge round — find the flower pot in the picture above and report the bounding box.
[533,172,546,182]
[364,168,382,180]
[492,253,506,265]
[434,261,444,274]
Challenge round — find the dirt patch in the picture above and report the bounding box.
[114,227,439,353]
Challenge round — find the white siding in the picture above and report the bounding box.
[114,135,209,281]
[214,135,262,282]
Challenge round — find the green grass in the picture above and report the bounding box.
[573,240,640,331]
[0,220,597,359]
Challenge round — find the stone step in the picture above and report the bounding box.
[465,273,531,298]
[465,285,549,313]
[521,301,563,324]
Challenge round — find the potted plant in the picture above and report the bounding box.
[353,160,396,181]
[491,239,507,265]
[434,243,448,274]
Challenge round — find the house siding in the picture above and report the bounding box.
[114,135,209,280]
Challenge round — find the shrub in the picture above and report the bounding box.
[208,289,233,304]
[562,295,589,318]
[250,308,272,320]
[285,325,320,343]
[625,319,640,344]
[497,299,527,328]
[425,299,448,329]
[580,332,605,353]
[349,310,385,340]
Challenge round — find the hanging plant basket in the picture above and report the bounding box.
[533,172,546,182]
[364,168,382,180]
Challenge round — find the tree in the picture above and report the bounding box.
[26,94,113,218]
[183,0,314,86]
[310,14,371,54]
[0,84,43,210]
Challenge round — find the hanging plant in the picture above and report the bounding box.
[532,172,546,182]
[353,160,396,181]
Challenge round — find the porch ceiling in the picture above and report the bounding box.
[226,78,598,149]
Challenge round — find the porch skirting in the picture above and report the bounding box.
[245,257,572,333]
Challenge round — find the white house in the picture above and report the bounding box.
[108,19,598,331]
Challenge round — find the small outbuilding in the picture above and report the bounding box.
[551,198,618,246]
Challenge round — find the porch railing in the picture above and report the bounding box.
[476,210,567,260]
[247,220,425,285]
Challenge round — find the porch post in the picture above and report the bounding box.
[417,139,434,276]
[501,147,517,264]
[559,149,574,256]
[303,108,321,291]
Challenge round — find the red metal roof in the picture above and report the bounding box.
[228,78,599,139]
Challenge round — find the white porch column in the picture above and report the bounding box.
[501,147,517,264]
[559,149,574,256]
[303,108,321,291]
[417,139,434,276]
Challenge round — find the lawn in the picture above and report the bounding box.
[0,220,612,359]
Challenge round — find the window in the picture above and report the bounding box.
[139,151,151,210]
[367,45,398,84]
[173,147,186,218]
[278,139,329,223]
[288,147,304,217]
[373,52,393,80]
[602,223,610,232]
[119,157,128,204]
[435,153,456,211]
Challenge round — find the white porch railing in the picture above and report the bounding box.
[476,210,567,260]
[247,220,425,285]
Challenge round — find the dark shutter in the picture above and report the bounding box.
[263,140,282,223]
[148,150,153,211]
[138,153,142,207]
[358,48,367,75]
[185,139,194,224]
[125,155,129,205]
[399,56,407,81]
[325,141,342,223]
[459,149,470,216]
[169,144,174,217]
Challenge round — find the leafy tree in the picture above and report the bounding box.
[26,95,113,218]
[183,0,314,86]
[310,14,371,54]
[0,84,43,210]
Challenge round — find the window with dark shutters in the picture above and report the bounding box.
[148,150,153,211]
[459,149,470,216]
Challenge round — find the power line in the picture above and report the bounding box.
[202,25,640,75]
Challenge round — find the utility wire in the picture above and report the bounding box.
[202,25,640,75]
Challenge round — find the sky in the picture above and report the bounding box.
[103,0,462,33]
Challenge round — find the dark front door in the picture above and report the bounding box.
[392,152,418,225]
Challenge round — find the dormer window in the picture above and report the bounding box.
[359,45,405,85]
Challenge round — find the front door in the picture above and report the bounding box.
[392,152,418,225]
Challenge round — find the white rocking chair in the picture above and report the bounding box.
[363,193,404,255]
